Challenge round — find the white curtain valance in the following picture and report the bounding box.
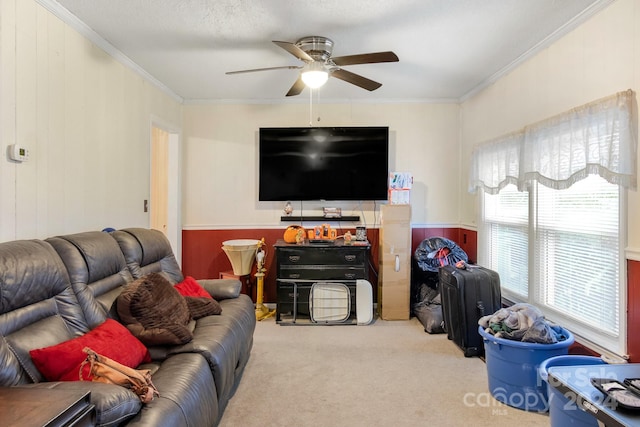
[469,90,638,194]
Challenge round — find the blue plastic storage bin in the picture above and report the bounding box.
[478,325,574,412]
[539,355,606,427]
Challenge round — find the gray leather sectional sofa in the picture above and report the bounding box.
[0,228,256,426]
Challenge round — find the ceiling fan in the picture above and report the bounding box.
[225,36,399,96]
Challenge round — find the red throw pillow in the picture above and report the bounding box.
[30,318,151,382]
[174,276,212,299]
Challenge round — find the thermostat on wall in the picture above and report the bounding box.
[8,144,29,162]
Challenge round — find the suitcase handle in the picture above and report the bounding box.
[476,301,486,318]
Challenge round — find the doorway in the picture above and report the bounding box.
[150,122,181,266]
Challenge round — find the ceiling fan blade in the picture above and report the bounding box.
[331,69,382,91]
[331,51,399,66]
[226,65,300,75]
[273,41,314,62]
[286,77,306,97]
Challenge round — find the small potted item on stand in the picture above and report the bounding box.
[283,225,306,244]
[344,231,352,245]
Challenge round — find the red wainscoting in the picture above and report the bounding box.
[411,228,477,263]
[628,259,640,362]
[182,226,470,304]
[182,227,640,361]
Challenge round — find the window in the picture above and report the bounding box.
[471,90,636,357]
[483,185,528,297]
[480,175,623,354]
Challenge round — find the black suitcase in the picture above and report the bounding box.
[439,264,501,357]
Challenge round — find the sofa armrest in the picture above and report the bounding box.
[199,279,241,300]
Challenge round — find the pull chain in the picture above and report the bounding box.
[308,88,321,126]
[309,88,313,126]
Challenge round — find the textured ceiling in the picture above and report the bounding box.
[48,0,611,102]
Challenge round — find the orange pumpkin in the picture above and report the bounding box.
[283,225,306,243]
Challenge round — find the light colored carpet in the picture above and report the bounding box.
[219,317,549,427]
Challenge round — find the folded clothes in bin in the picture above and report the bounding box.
[478,303,569,344]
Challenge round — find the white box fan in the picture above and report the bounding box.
[309,280,373,325]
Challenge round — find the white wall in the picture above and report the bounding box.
[182,101,460,229]
[460,0,640,252]
[6,0,631,247]
[0,0,183,242]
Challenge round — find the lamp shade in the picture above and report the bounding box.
[301,62,328,88]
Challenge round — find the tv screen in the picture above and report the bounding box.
[259,127,389,201]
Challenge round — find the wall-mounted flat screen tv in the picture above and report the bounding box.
[259,126,389,201]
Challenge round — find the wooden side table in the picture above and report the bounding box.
[219,270,254,301]
[0,387,95,426]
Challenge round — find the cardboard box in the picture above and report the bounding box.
[378,276,411,320]
[378,205,411,320]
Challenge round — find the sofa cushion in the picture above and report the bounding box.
[29,319,151,382]
[175,276,212,299]
[46,232,134,329]
[117,273,193,346]
[111,228,184,284]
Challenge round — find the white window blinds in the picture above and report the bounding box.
[482,185,528,297]
[534,176,620,336]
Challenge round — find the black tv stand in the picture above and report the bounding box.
[274,239,370,325]
[280,216,360,222]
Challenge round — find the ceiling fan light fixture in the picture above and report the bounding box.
[227,37,396,96]
[301,62,328,88]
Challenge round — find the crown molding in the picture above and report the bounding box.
[182,97,460,106]
[36,0,615,106]
[460,0,617,103]
[35,0,184,104]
